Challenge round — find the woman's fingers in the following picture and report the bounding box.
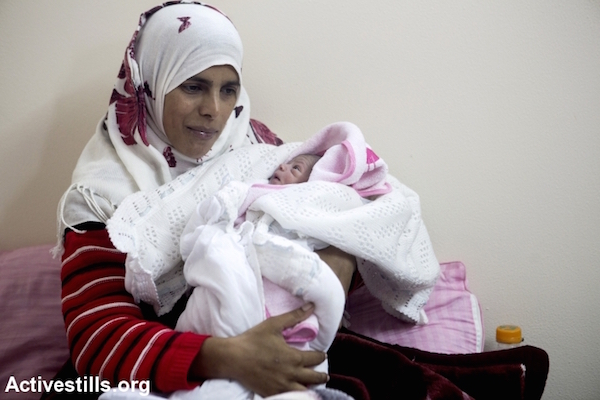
[267,302,316,331]
[294,362,329,385]
[299,349,328,369]
[237,305,329,396]
[194,304,328,397]
[264,303,328,369]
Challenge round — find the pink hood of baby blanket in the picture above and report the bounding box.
[238,122,392,218]
[288,121,392,197]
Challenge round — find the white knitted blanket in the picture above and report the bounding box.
[107,142,439,323]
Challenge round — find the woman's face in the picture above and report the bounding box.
[163,65,240,159]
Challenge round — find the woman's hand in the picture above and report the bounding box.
[190,303,328,397]
[315,246,357,297]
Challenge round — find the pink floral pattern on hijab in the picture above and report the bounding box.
[110,61,153,146]
[177,16,191,32]
[163,146,177,167]
[250,119,283,146]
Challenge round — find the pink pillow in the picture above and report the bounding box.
[0,244,70,399]
[345,261,484,354]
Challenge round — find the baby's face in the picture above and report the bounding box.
[269,155,317,185]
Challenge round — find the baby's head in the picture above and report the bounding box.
[269,154,321,185]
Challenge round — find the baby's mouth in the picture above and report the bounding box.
[269,174,281,184]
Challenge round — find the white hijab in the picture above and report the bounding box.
[57,2,259,238]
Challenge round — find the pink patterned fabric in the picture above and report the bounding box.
[0,245,69,398]
[345,261,484,354]
[250,118,283,146]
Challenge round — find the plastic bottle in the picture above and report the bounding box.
[495,325,523,350]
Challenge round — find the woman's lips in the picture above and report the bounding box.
[187,126,217,139]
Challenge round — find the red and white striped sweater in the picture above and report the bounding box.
[57,123,290,393]
[60,226,206,393]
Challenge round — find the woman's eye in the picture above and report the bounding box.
[222,86,238,97]
[181,84,202,93]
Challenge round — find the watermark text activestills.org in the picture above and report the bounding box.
[4,375,150,396]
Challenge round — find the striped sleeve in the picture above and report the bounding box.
[60,227,208,393]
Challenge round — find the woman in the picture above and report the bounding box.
[54,2,353,397]
[51,2,548,400]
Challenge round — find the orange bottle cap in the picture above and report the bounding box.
[496,325,522,344]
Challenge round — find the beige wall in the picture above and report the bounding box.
[1,1,599,398]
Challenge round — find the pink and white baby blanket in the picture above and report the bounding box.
[108,122,440,327]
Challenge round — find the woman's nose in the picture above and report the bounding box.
[199,92,219,118]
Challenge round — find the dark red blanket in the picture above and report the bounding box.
[43,329,548,400]
[328,330,549,400]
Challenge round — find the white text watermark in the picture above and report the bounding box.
[5,375,150,396]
